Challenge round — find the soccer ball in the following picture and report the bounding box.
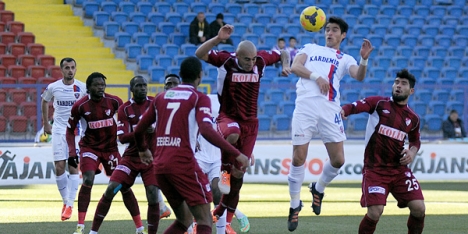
[300,6,327,32]
[39,133,51,142]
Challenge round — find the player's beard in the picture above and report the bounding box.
[392,92,408,102]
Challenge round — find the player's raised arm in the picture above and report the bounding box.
[195,24,233,61]
[116,105,133,144]
[349,39,373,81]
[280,50,292,76]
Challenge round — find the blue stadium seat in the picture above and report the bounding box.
[167,66,180,76]
[424,67,440,79]
[409,15,424,26]
[231,23,247,35]
[387,24,404,36]
[127,0,139,4]
[314,33,325,46]
[447,5,463,18]
[433,90,450,103]
[397,5,412,16]
[257,114,271,131]
[125,43,142,62]
[454,78,468,85]
[342,14,358,27]
[162,44,179,56]
[151,32,168,46]
[450,89,464,102]
[411,57,426,68]
[363,5,379,16]
[297,33,313,45]
[431,46,447,57]
[130,12,146,24]
[266,23,283,35]
[170,33,185,46]
[148,12,164,24]
[285,89,296,102]
[83,2,99,18]
[422,25,439,37]
[401,35,417,48]
[295,4,308,14]
[230,34,241,46]
[242,33,259,45]
[430,6,446,17]
[418,77,436,85]
[384,35,401,47]
[122,22,139,35]
[137,2,153,15]
[346,5,362,15]
[279,3,294,15]
[173,3,189,15]
[453,35,468,47]
[378,45,395,57]
[154,2,171,14]
[159,22,176,35]
[459,68,468,79]
[391,16,409,27]
[261,34,277,48]
[444,56,461,69]
[437,77,454,85]
[237,13,254,25]
[408,66,423,79]
[103,21,119,39]
[444,16,459,25]
[411,101,428,117]
[380,5,396,17]
[93,12,110,29]
[424,114,442,131]
[261,101,278,116]
[101,2,117,14]
[172,55,187,66]
[426,16,442,26]
[266,89,284,103]
[427,56,444,67]
[261,3,277,15]
[273,77,290,85]
[413,6,429,17]
[119,2,136,14]
[369,66,386,79]
[225,3,241,15]
[348,114,368,132]
[165,13,182,26]
[341,90,360,102]
[132,32,150,47]
[208,3,224,15]
[148,66,166,83]
[182,12,196,23]
[373,56,391,68]
[329,5,345,16]
[175,22,190,37]
[353,25,370,35]
[429,101,446,116]
[360,89,379,99]
[255,14,272,25]
[249,23,266,35]
[143,43,160,56]
[284,24,302,35]
[155,55,173,67]
[205,65,218,79]
[413,46,430,57]
[273,114,290,131]
[419,35,435,47]
[138,22,156,36]
[442,67,458,79]
[414,89,432,103]
[114,32,131,50]
[273,14,289,25]
[375,15,391,25]
[136,55,154,72]
[367,35,383,47]
[244,3,260,15]
[111,12,129,25]
[348,34,364,47]
[180,43,196,55]
[264,66,278,78]
[190,3,206,14]
[358,15,374,25]
[392,56,409,68]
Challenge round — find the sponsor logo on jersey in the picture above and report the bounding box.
[405,171,412,177]
[309,55,340,67]
[85,112,91,115]
[115,165,131,175]
[227,122,240,128]
[88,118,114,129]
[336,51,343,59]
[368,186,385,194]
[82,152,98,161]
[105,109,111,116]
[56,100,76,106]
[199,107,212,115]
[74,93,80,99]
[383,110,390,114]
[378,124,406,141]
[156,137,181,147]
[405,118,411,126]
[128,114,135,118]
[232,73,259,83]
[165,90,192,100]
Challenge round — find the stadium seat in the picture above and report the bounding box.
[205,65,218,80]
[9,88,27,105]
[159,22,176,35]
[409,15,425,26]
[447,46,464,58]
[155,55,173,67]
[173,55,188,66]
[419,35,435,47]
[83,2,99,18]
[261,3,277,15]
[370,24,386,36]
[27,65,46,79]
[0,101,17,118]
[284,24,302,35]
[242,33,259,45]
[179,44,196,56]
[329,5,345,16]
[430,6,446,17]
[373,56,391,68]
[176,22,190,37]
[237,13,254,25]
[411,101,428,117]
[278,101,295,116]
[266,23,282,35]
[148,13,164,24]
[217,44,234,52]
[443,16,459,25]
[432,90,450,103]
[119,2,136,14]
[6,21,24,34]
[426,16,442,26]
[266,89,284,103]
[154,2,171,13]
[342,14,358,27]
[273,114,290,131]
[8,43,26,56]
[148,66,166,83]
[430,46,447,57]
[173,2,189,15]
[151,32,168,46]
[0,54,16,67]
[249,23,266,36]
[124,43,142,62]
[46,66,61,79]
[363,5,379,16]
[0,77,16,86]
[162,44,179,57]
[413,46,430,57]
[17,54,35,67]
[137,2,153,15]
[20,101,36,117]
[447,6,463,18]
[18,77,36,85]
[254,14,272,26]
[139,22,156,35]
[380,5,396,17]
[358,15,374,25]
[348,114,368,132]
[130,12,146,24]
[114,32,131,50]
[136,55,153,72]
[165,13,182,26]
[453,35,468,47]
[459,68,468,79]
[103,22,119,39]
[167,66,180,76]
[111,12,129,25]
[230,34,241,46]
[257,114,271,131]
[353,25,370,35]
[122,22,139,35]
[454,78,468,85]
[429,101,446,116]
[170,33,185,46]
[427,56,444,67]
[9,115,28,134]
[244,3,260,15]
[101,2,117,14]
[392,56,409,68]
[369,67,386,79]
[294,4,308,14]
[341,90,360,102]
[423,67,440,79]
[8,65,26,78]
[260,101,278,116]
[349,34,365,47]
[208,3,224,15]
[414,5,430,16]
[346,5,362,15]
[278,4,294,15]
[404,25,421,37]
[424,114,442,131]
[450,89,464,102]
[93,12,110,29]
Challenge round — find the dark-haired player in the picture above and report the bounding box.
[135,57,249,234]
[341,69,425,234]
[67,72,143,234]
[287,16,374,231]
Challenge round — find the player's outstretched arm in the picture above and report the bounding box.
[280,50,292,76]
[349,39,373,81]
[195,24,233,61]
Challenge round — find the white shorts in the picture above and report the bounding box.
[52,133,80,161]
[291,96,346,145]
[197,159,221,182]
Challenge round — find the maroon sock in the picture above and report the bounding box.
[214,199,227,217]
[359,214,378,234]
[224,175,242,211]
[91,195,112,231]
[407,214,425,234]
[163,220,187,234]
[147,204,160,234]
[77,184,92,224]
[121,189,142,228]
[196,224,212,234]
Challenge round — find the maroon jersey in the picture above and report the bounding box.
[117,97,155,158]
[135,84,240,174]
[207,50,281,121]
[67,93,123,155]
[342,96,421,171]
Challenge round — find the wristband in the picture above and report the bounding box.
[360,57,368,66]
[309,72,320,81]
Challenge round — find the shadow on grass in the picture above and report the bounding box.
[1,214,467,234]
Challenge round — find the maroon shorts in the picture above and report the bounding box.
[79,147,121,176]
[216,114,257,171]
[157,165,212,208]
[110,156,156,187]
[361,168,424,208]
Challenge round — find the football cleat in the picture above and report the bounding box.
[287,200,302,232]
[237,216,250,233]
[159,206,172,219]
[212,210,219,223]
[72,225,84,234]
[225,224,237,234]
[309,182,324,215]
[136,227,147,234]
[61,205,73,221]
[218,170,231,194]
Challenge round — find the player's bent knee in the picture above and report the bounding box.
[408,200,426,217]
[226,133,239,144]
[367,205,384,220]
[145,185,158,205]
[82,171,96,186]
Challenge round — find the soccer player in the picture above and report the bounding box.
[195,24,291,230]
[134,56,249,234]
[164,73,181,91]
[66,72,143,234]
[340,69,425,234]
[41,57,87,221]
[89,76,160,234]
[193,94,251,234]
[287,16,373,231]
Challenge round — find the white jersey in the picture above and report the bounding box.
[296,43,357,105]
[195,94,221,163]
[41,79,87,134]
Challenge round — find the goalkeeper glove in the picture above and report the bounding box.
[68,156,79,168]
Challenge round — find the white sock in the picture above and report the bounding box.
[56,172,68,204]
[315,160,340,193]
[216,210,227,234]
[288,164,305,208]
[234,209,245,219]
[89,231,97,234]
[157,190,167,210]
[67,174,80,207]
[136,226,145,232]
